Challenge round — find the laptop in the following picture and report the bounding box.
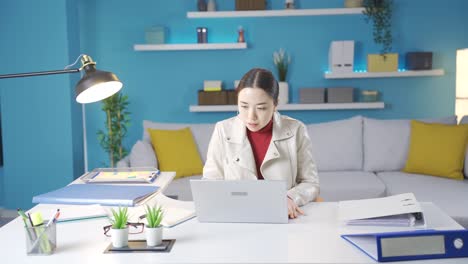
[190,180,288,224]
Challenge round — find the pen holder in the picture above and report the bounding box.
[25,221,57,255]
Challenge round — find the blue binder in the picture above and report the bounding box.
[341,229,468,262]
[32,184,159,207]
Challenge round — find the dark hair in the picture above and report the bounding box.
[236,68,279,105]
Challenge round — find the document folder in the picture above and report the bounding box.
[32,184,159,207]
[341,229,468,262]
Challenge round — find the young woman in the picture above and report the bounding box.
[203,68,319,219]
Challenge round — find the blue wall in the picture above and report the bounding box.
[0,0,467,209]
[0,0,83,209]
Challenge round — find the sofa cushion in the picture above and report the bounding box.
[460,115,468,179]
[307,116,363,171]
[129,140,158,168]
[403,121,468,180]
[143,121,215,163]
[318,171,386,202]
[148,128,203,179]
[377,172,468,228]
[363,116,457,172]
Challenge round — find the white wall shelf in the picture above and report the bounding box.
[324,69,445,79]
[190,102,384,112]
[187,8,364,18]
[134,42,247,51]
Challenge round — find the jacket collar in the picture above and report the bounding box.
[226,112,294,144]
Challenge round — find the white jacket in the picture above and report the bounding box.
[203,112,319,206]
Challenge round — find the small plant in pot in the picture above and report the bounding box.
[145,205,164,247]
[273,48,291,104]
[110,207,129,248]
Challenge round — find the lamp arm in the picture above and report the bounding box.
[0,68,80,79]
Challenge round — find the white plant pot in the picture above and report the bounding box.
[145,226,163,247]
[278,82,289,105]
[111,227,129,248]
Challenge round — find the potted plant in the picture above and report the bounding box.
[273,48,291,104]
[144,204,164,247]
[97,92,131,167]
[363,0,397,72]
[110,207,129,248]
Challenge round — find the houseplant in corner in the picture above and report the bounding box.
[144,204,164,247]
[273,48,291,104]
[97,92,131,167]
[110,207,129,248]
[363,0,398,72]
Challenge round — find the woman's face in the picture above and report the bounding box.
[237,87,276,132]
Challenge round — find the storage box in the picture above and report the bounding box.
[405,52,432,70]
[198,91,227,105]
[329,40,355,73]
[145,26,166,44]
[227,90,237,105]
[236,0,266,11]
[327,87,354,103]
[360,90,379,102]
[367,53,398,72]
[299,88,325,104]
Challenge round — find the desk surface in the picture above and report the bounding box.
[0,180,466,264]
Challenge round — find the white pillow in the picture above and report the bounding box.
[460,116,468,179]
[142,120,215,163]
[129,140,158,168]
[307,116,363,171]
[363,116,458,172]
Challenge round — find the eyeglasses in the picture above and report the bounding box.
[103,222,144,237]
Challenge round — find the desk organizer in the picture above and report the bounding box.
[104,239,176,253]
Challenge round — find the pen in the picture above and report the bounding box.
[45,209,61,227]
[27,213,35,227]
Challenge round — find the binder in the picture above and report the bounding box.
[80,167,159,184]
[339,193,425,227]
[341,229,468,262]
[32,184,159,207]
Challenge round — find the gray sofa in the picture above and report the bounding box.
[118,115,468,227]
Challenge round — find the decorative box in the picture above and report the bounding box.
[198,91,227,105]
[329,40,355,73]
[405,52,433,70]
[227,90,237,105]
[367,53,398,72]
[327,87,354,103]
[145,26,166,44]
[299,88,325,104]
[360,90,379,102]
[236,0,266,11]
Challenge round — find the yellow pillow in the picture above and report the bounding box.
[403,120,468,180]
[148,127,203,179]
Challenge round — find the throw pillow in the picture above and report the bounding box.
[148,127,203,179]
[403,120,468,180]
[129,140,158,168]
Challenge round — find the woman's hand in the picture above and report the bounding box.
[287,196,304,219]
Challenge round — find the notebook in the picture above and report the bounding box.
[32,184,159,207]
[190,180,288,224]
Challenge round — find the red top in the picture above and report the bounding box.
[246,119,273,180]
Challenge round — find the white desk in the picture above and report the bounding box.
[0,184,466,264]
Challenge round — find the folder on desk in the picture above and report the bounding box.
[32,184,159,207]
[338,193,425,227]
[341,229,468,262]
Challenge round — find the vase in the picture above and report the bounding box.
[111,227,129,248]
[278,82,289,105]
[145,226,163,247]
[207,0,216,11]
[197,0,207,11]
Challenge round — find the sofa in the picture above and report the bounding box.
[118,115,468,228]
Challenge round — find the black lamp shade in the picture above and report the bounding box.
[75,65,123,104]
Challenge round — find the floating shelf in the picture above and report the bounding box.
[190,102,384,112]
[134,43,247,51]
[187,8,364,18]
[324,69,445,79]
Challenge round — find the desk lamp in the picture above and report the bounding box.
[0,54,123,103]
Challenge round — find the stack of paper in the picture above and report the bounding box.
[338,193,425,227]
